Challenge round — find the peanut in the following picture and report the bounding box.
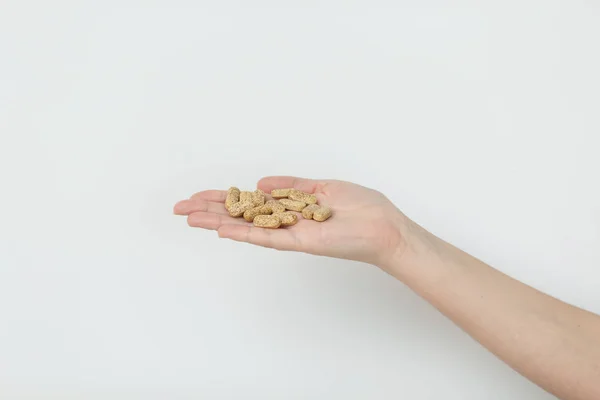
[228,200,254,217]
[224,186,332,228]
[243,204,272,222]
[278,198,307,212]
[273,212,298,226]
[225,187,240,211]
[313,206,332,222]
[266,199,285,213]
[253,214,281,228]
[271,188,292,199]
[289,189,317,205]
[251,189,265,207]
[301,204,320,219]
[239,191,253,203]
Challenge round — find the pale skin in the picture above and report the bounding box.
[174,176,600,400]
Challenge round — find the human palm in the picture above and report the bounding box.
[174,176,408,267]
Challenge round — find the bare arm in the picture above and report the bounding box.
[386,223,600,400]
[174,176,600,399]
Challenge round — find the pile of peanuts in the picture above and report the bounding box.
[224,187,332,228]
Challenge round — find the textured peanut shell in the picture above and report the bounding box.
[313,206,332,222]
[228,201,254,217]
[289,189,317,205]
[278,199,306,212]
[266,200,285,213]
[225,187,240,211]
[253,214,281,228]
[243,204,272,222]
[273,212,298,226]
[239,191,253,203]
[271,188,292,199]
[251,189,265,207]
[301,204,320,219]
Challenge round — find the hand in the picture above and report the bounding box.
[173,176,413,268]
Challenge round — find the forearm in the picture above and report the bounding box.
[384,222,600,400]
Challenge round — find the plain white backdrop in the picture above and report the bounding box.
[1,1,598,399]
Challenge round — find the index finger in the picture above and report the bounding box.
[190,190,227,202]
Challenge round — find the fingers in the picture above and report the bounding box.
[190,190,227,202]
[174,198,229,216]
[217,224,298,251]
[257,176,320,194]
[187,212,249,230]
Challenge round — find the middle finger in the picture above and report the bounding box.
[174,199,229,216]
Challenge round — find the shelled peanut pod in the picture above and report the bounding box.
[253,214,281,228]
[266,200,286,213]
[228,200,254,217]
[288,189,317,205]
[251,189,265,207]
[278,199,306,212]
[243,203,272,222]
[271,188,292,199]
[239,191,253,203]
[301,204,320,219]
[313,206,332,222]
[272,212,298,226]
[225,187,241,211]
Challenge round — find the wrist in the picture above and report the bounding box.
[376,214,444,281]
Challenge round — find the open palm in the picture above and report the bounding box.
[174,176,408,267]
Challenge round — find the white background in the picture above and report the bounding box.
[1,1,598,399]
